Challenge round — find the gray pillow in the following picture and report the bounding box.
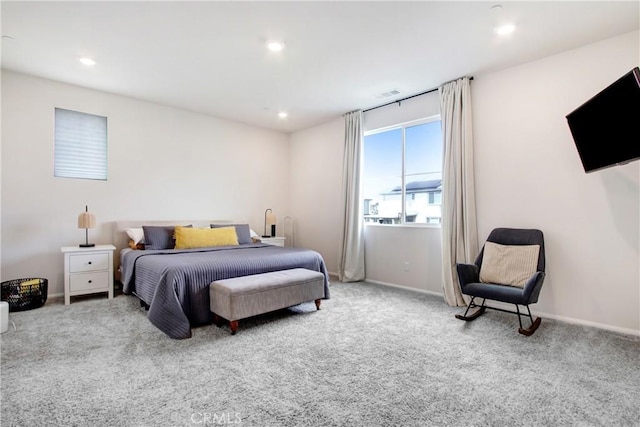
[143,225,191,250]
[210,224,251,245]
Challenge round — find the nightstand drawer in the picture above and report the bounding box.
[69,253,109,273]
[69,271,109,292]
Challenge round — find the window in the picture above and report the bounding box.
[363,117,442,225]
[54,108,108,180]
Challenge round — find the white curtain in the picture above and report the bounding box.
[439,77,479,306]
[338,110,366,282]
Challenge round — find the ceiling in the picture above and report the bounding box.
[2,1,638,133]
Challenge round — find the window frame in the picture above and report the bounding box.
[362,114,442,227]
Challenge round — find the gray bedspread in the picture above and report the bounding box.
[120,243,330,339]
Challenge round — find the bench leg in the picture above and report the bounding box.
[213,313,223,327]
[229,320,238,335]
[315,299,321,310]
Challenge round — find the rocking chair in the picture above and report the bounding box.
[455,228,546,336]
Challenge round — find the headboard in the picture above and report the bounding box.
[112,219,237,281]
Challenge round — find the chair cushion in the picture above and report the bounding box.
[479,242,539,288]
[461,282,530,305]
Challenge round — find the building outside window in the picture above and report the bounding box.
[362,117,442,224]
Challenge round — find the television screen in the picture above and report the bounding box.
[566,67,640,173]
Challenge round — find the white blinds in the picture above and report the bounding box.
[54,108,107,180]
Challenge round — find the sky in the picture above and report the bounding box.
[363,120,442,202]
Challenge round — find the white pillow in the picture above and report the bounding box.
[479,242,539,288]
[125,227,145,245]
[250,229,259,238]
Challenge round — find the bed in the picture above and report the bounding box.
[114,220,330,339]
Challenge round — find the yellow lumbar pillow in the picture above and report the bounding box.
[174,226,238,249]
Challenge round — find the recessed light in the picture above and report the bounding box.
[494,24,515,35]
[278,112,288,119]
[266,41,285,52]
[79,57,96,66]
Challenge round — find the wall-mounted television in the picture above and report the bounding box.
[566,67,640,173]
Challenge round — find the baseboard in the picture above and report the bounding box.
[363,280,640,337]
[364,279,443,298]
[464,299,639,337]
[533,311,640,337]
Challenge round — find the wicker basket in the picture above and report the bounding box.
[1,278,48,312]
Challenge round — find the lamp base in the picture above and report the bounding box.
[79,243,95,248]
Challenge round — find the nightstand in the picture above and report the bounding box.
[260,237,286,247]
[61,244,115,305]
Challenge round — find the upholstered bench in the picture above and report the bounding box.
[209,268,325,335]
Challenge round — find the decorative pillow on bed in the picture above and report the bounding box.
[143,225,191,250]
[175,226,239,249]
[210,223,252,244]
[125,227,145,245]
[479,242,540,288]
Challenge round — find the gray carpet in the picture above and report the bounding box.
[1,282,638,427]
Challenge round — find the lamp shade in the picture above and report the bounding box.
[78,211,96,229]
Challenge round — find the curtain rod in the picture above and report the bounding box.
[362,76,473,113]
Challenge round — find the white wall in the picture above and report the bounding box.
[473,31,639,334]
[362,91,445,294]
[289,31,639,334]
[363,90,440,131]
[289,117,344,274]
[364,225,443,294]
[1,71,290,296]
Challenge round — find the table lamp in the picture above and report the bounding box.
[263,208,276,238]
[77,205,96,247]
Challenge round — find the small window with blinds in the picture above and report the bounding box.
[54,108,108,181]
